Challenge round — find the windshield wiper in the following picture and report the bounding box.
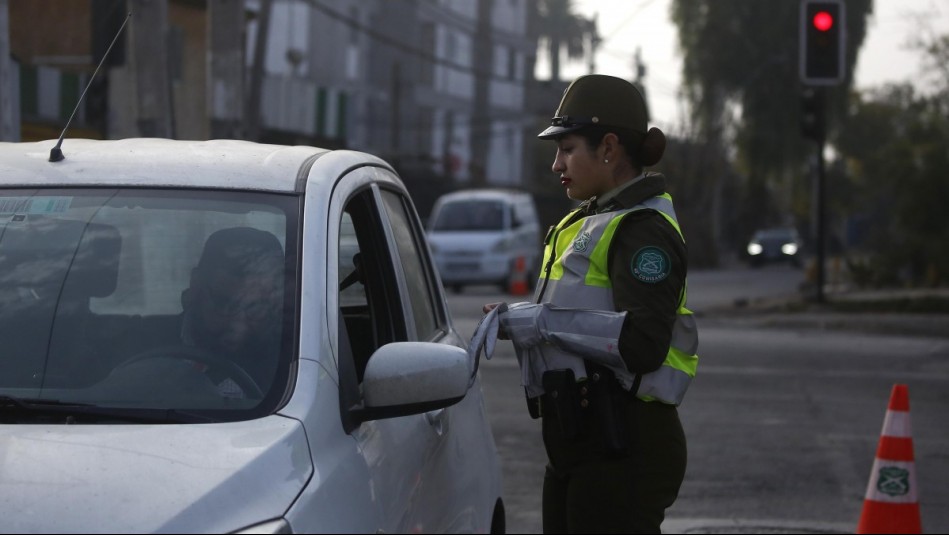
[0,395,92,409]
[0,395,215,424]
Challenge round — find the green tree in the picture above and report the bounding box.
[534,0,597,81]
[836,33,949,287]
[670,0,873,235]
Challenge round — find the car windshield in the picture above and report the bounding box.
[431,200,506,231]
[0,188,298,422]
[753,228,797,242]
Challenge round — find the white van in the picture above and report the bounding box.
[427,189,541,293]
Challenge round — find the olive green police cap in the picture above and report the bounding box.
[538,74,648,139]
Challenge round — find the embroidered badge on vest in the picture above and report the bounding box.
[631,246,670,283]
[572,231,592,252]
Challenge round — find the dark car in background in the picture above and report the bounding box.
[746,227,803,267]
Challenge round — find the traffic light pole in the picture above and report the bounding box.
[799,0,844,304]
[813,88,827,304]
[0,0,17,141]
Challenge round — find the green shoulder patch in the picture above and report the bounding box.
[631,246,671,283]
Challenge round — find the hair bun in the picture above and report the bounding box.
[639,127,666,167]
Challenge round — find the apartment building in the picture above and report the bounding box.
[261,0,534,185]
[4,0,535,188]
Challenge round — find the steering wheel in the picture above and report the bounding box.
[115,345,264,399]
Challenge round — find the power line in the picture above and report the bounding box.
[600,0,660,44]
[289,3,686,137]
[346,108,541,134]
[305,0,527,84]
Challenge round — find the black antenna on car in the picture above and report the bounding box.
[49,12,131,163]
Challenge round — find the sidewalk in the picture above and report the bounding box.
[700,286,949,339]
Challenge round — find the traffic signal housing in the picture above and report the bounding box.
[800,87,824,141]
[799,0,846,85]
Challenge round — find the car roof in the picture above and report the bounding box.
[436,188,531,203]
[0,138,334,193]
[754,227,799,238]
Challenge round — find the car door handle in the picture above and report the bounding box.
[424,408,449,436]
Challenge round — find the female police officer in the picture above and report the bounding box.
[487,74,699,533]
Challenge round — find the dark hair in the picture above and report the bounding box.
[573,125,666,168]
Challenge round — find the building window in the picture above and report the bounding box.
[349,6,359,45]
[421,22,435,86]
[19,65,38,116]
[417,106,433,159]
[446,32,457,61]
[168,24,184,82]
[508,47,517,79]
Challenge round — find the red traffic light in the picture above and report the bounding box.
[813,11,834,31]
[800,0,846,85]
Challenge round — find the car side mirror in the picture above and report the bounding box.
[350,342,470,423]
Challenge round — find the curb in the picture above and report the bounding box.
[695,292,949,340]
[662,517,854,534]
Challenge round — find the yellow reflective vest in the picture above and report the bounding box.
[536,193,699,405]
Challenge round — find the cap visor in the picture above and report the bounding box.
[537,124,582,139]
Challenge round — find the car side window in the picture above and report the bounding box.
[338,188,407,383]
[338,213,365,307]
[517,198,538,226]
[507,203,518,229]
[379,189,440,341]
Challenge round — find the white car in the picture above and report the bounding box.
[427,189,541,293]
[0,138,504,534]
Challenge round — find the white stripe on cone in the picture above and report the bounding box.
[880,410,912,438]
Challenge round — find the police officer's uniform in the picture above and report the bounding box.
[499,75,699,534]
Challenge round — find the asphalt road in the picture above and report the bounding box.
[450,266,949,534]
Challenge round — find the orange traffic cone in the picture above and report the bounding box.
[508,255,529,296]
[856,384,922,534]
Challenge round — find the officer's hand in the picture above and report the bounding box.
[482,302,510,340]
[482,302,502,314]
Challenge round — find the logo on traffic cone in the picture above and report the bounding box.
[508,255,530,296]
[856,384,922,534]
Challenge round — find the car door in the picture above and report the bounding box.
[330,166,469,533]
[374,177,499,532]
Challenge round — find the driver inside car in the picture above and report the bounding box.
[179,226,285,399]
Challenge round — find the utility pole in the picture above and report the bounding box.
[470,0,493,187]
[633,47,645,83]
[246,0,272,141]
[0,0,18,141]
[131,0,173,138]
[390,60,401,160]
[586,13,600,74]
[208,0,245,139]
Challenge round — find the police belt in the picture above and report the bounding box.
[534,363,642,457]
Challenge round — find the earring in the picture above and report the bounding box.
[604,159,609,163]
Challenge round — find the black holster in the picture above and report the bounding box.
[539,366,633,457]
[586,365,632,458]
[540,368,583,441]
[526,390,542,419]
